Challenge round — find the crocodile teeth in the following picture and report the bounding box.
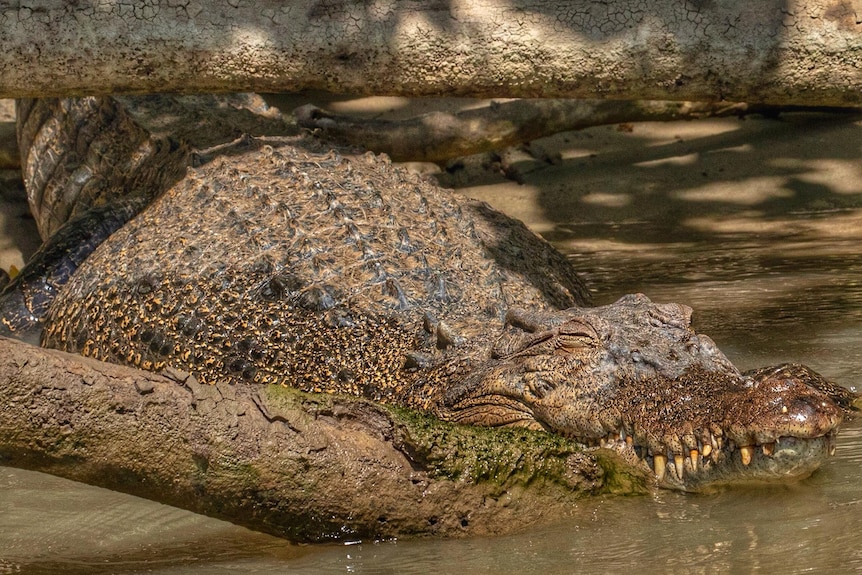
[654,454,667,480]
[762,442,775,456]
[690,449,699,472]
[702,443,712,458]
[674,454,685,479]
[740,445,754,466]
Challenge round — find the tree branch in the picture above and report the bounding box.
[294,100,858,164]
[2,1,861,106]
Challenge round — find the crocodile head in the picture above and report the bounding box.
[441,294,845,491]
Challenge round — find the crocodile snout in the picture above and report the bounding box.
[656,365,848,491]
[731,365,845,445]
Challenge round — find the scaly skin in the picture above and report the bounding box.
[33,139,847,491]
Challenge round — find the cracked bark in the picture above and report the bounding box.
[0,335,646,542]
[2,1,862,106]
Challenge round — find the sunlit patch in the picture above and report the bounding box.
[641,119,742,145]
[770,158,862,195]
[634,153,699,168]
[581,192,632,208]
[672,177,792,205]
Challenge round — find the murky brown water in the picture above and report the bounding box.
[3,114,862,573]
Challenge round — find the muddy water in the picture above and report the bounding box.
[3,114,862,573]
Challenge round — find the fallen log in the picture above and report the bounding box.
[0,336,647,542]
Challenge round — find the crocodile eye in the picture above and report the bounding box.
[495,314,602,359]
[556,320,600,351]
[557,334,595,351]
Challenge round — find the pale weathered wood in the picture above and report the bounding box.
[1,1,862,106]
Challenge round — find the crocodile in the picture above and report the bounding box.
[0,96,852,492]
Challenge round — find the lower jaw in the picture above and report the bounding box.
[644,434,836,492]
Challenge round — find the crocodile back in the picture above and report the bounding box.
[43,141,589,399]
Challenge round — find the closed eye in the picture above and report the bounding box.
[558,319,599,342]
[557,334,596,351]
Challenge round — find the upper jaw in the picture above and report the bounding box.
[532,364,847,491]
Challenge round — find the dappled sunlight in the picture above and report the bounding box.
[464,113,862,251]
[268,93,501,120]
[639,118,743,146]
[460,111,862,380]
[684,208,862,249]
[635,144,755,171]
[5,0,862,568]
[321,95,413,116]
[3,100,862,572]
[774,158,862,195]
[634,151,699,168]
[555,237,698,262]
[558,146,602,160]
[673,176,793,205]
[581,191,633,208]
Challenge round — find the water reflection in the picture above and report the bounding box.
[0,467,306,574]
[3,114,862,573]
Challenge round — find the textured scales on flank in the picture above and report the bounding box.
[37,139,849,492]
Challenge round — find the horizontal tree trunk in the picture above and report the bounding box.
[2,1,861,106]
[0,335,647,542]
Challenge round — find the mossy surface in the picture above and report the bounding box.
[262,384,648,496]
[386,403,582,487]
[593,449,652,495]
